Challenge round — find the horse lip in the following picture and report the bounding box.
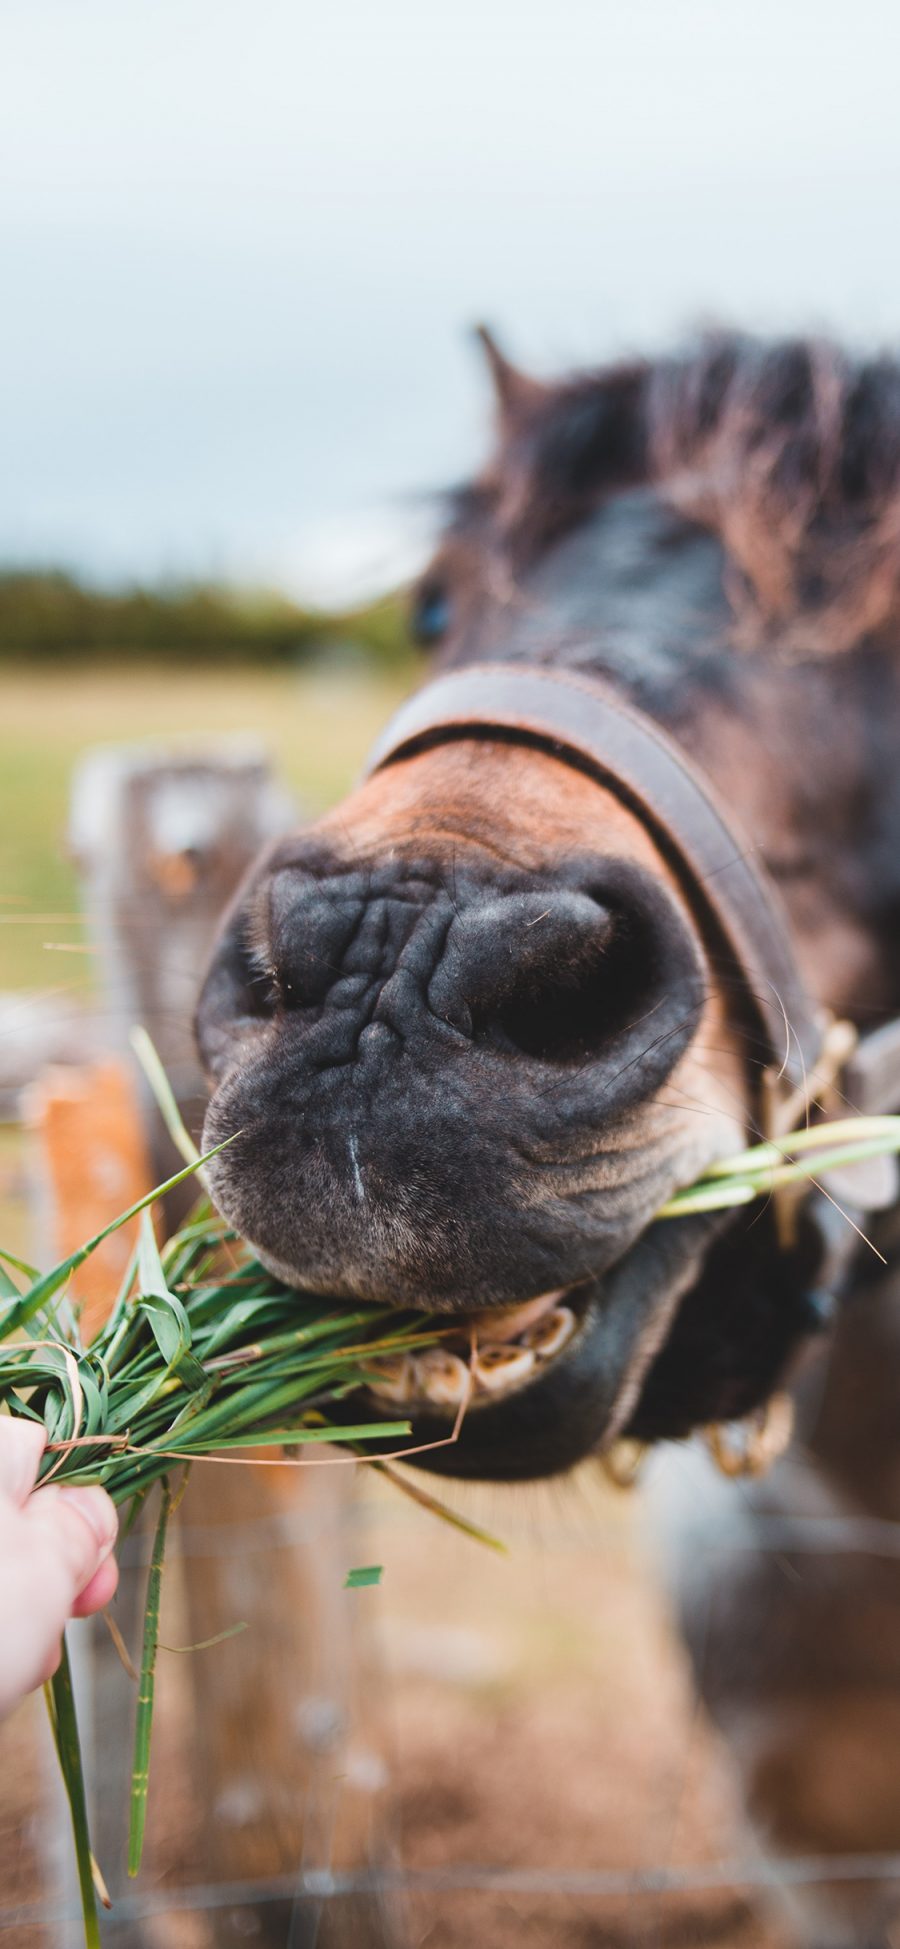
[452,1288,573,1343]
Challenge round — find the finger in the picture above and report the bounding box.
[0,1420,46,1506]
[25,1484,119,1597]
[71,1554,119,1619]
[0,1531,73,1714]
[0,1488,120,1717]
[35,1635,64,1690]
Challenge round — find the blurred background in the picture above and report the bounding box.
[5,0,900,987]
[6,0,900,596]
[3,4,900,1943]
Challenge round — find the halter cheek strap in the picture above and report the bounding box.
[363,662,900,1140]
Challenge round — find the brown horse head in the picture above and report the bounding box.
[196,332,900,1478]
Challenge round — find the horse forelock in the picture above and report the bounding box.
[466,331,900,659]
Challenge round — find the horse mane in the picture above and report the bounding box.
[490,333,900,656]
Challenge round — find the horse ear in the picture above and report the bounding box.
[474,324,550,425]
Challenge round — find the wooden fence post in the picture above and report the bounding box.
[68,741,294,1187]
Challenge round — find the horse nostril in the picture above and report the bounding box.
[433,889,630,1064]
[486,911,646,1064]
[430,871,704,1084]
[491,939,634,1062]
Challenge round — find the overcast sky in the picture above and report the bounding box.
[4,0,900,600]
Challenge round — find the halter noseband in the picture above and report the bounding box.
[363,663,900,1147]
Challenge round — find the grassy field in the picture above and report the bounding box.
[0,661,411,990]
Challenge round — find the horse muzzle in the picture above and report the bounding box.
[197,845,709,1314]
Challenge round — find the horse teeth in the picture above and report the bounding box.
[367,1354,416,1403]
[523,1304,577,1361]
[476,1291,567,1344]
[471,1344,536,1394]
[414,1349,472,1407]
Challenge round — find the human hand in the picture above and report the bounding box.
[0,1419,119,1720]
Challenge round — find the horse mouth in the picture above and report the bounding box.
[365,1285,587,1413]
[348,1213,722,1481]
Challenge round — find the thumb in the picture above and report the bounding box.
[26,1483,119,1596]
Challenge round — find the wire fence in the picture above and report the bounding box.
[5,1850,900,1934]
[5,1488,900,1944]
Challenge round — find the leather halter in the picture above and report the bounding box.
[364,662,900,1134]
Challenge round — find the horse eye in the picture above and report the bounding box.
[411,582,452,645]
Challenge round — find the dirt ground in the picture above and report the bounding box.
[370,1472,787,1949]
[0,1459,789,1949]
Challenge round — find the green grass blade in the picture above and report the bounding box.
[661,1131,900,1216]
[130,1026,203,1170]
[344,1564,382,1588]
[372,1459,508,1552]
[0,1262,22,1300]
[159,1418,412,1451]
[657,1181,759,1217]
[5,1140,236,1334]
[703,1114,900,1180]
[128,1477,172,1877]
[0,1244,40,1281]
[46,1638,101,1948]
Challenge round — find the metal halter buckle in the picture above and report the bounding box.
[599,1439,648,1491]
[704,1393,796,1480]
[761,1015,859,1247]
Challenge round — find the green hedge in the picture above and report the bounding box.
[0,570,412,666]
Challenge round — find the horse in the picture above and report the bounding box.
[196,329,900,1947]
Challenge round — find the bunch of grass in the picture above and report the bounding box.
[0,1152,445,1946]
[0,1184,434,1507]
